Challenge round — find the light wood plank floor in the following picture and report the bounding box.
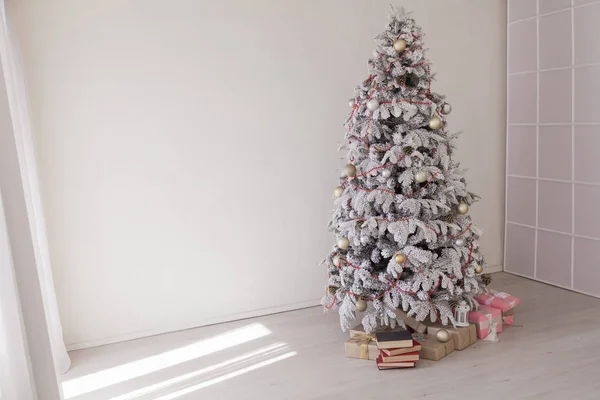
[63,273,600,400]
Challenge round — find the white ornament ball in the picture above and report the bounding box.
[381,168,391,178]
[349,100,355,107]
[337,237,350,250]
[360,236,369,245]
[333,186,344,198]
[415,170,428,183]
[393,39,407,52]
[428,116,443,130]
[356,299,368,312]
[441,103,452,115]
[332,255,341,267]
[457,203,469,215]
[455,238,466,247]
[366,99,380,111]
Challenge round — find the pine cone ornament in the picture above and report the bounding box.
[448,298,460,310]
[481,273,492,286]
[443,213,455,224]
[328,286,338,295]
[403,146,414,155]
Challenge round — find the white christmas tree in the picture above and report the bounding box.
[322,7,488,333]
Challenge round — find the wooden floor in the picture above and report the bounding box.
[63,273,600,400]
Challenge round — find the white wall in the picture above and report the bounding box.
[9,0,507,349]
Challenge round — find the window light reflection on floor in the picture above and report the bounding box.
[155,351,297,400]
[62,323,271,399]
[109,343,291,400]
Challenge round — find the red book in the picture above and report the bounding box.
[376,354,416,370]
[380,350,419,363]
[380,340,422,356]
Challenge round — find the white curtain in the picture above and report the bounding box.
[0,3,70,375]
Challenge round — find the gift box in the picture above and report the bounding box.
[474,289,520,313]
[412,333,454,361]
[344,336,379,360]
[426,323,476,351]
[481,305,502,333]
[502,308,515,325]
[468,304,502,339]
[395,310,427,334]
[349,324,391,339]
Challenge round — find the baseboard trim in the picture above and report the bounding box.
[66,298,321,351]
[67,265,507,351]
[485,264,503,274]
[504,270,600,300]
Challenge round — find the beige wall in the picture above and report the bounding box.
[9,0,507,349]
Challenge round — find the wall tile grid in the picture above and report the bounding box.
[506,0,600,297]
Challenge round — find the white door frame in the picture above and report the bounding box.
[0,0,63,398]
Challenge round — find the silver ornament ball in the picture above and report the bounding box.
[441,102,452,115]
[366,99,380,111]
[333,186,344,198]
[393,39,407,52]
[337,237,350,250]
[415,170,428,183]
[356,299,368,312]
[360,236,369,245]
[348,100,355,107]
[455,238,466,247]
[457,203,469,215]
[381,168,392,178]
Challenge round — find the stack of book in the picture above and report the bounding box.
[375,330,421,370]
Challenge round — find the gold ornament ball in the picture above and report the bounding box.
[394,253,406,264]
[457,203,469,215]
[436,328,450,343]
[393,39,407,52]
[428,116,443,130]
[475,265,483,274]
[344,164,357,177]
[337,237,350,250]
[333,186,344,198]
[356,299,368,312]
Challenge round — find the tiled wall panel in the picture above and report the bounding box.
[506,0,600,297]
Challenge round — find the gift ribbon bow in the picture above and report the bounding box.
[485,291,516,308]
[353,333,375,359]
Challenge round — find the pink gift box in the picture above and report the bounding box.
[468,304,502,339]
[474,289,520,313]
[480,305,502,333]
